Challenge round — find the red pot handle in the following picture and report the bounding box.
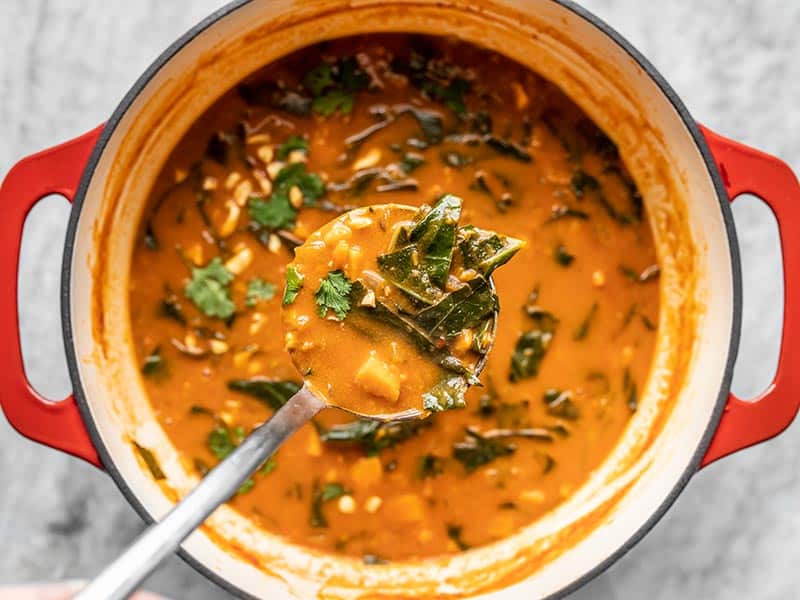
[700,125,800,467]
[0,126,104,468]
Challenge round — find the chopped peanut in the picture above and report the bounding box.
[249,312,266,336]
[287,149,307,164]
[289,185,304,209]
[218,201,240,238]
[267,234,282,254]
[337,495,356,514]
[246,133,271,145]
[224,172,242,190]
[458,268,477,282]
[233,179,253,207]
[266,160,286,180]
[202,176,218,191]
[284,332,298,351]
[354,355,400,401]
[364,496,383,514]
[253,170,273,195]
[352,147,382,171]
[350,457,383,488]
[225,246,253,275]
[209,340,229,355]
[257,145,274,164]
[383,493,425,523]
[347,215,373,230]
[233,345,259,368]
[592,270,606,287]
[519,489,546,506]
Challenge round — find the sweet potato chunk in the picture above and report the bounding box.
[354,355,400,401]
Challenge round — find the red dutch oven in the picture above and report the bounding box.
[1,1,799,598]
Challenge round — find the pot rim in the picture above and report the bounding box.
[60,1,743,598]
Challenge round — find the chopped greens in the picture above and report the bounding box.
[303,57,370,116]
[207,425,245,460]
[283,265,304,305]
[422,375,469,412]
[142,347,165,378]
[161,294,186,325]
[134,443,165,480]
[509,329,554,382]
[276,135,308,160]
[573,302,598,341]
[554,244,574,267]
[623,367,638,411]
[184,257,235,319]
[228,378,302,411]
[417,453,445,479]
[315,270,353,320]
[446,524,471,551]
[378,194,461,299]
[249,193,296,230]
[310,481,351,528]
[273,163,325,206]
[452,428,516,473]
[458,225,525,277]
[543,389,580,420]
[245,278,276,307]
[320,418,432,456]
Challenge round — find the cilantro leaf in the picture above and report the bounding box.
[312,90,355,116]
[276,135,308,160]
[207,425,245,460]
[185,257,236,319]
[249,193,296,230]
[314,270,352,320]
[283,265,304,305]
[303,63,335,96]
[246,278,276,307]
[273,163,325,206]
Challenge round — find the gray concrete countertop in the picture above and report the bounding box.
[1,1,798,598]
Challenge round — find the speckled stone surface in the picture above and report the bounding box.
[1,1,798,598]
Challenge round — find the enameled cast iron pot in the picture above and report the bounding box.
[2,1,800,598]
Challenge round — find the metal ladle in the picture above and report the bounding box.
[75,243,497,600]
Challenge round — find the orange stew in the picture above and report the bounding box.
[129,34,659,562]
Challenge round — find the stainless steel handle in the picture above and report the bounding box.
[75,385,325,600]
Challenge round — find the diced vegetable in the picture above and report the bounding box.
[355,355,401,402]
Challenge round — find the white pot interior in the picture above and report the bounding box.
[67,0,735,597]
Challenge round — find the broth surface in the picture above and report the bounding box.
[129,34,659,562]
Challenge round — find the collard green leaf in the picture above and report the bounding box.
[227,378,302,410]
[310,481,351,528]
[417,453,445,479]
[414,276,497,339]
[320,417,432,456]
[377,194,461,301]
[452,428,515,473]
[509,329,553,382]
[543,389,580,420]
[422,375,468,412]
[134,443,165,480]
[457,225,525,277]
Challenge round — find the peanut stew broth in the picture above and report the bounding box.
[129,35,659,561]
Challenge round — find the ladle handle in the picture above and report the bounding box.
[74,386,325,600]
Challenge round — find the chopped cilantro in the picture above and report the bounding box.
[141,347,165,377]
[276,135,308,160]
[273,163,325,206]
[314,270,352,320]
[310,481,350,528]
[313,90,355,116]
[246,278,276,307]
[249,193,296,230]
[283,265,305,305]
[260,458,278,475]
[185,257,235,319]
